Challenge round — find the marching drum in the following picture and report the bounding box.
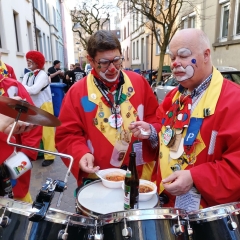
[188,202,240,240]
[99,208,190,240]
[0,197,98,240]
[76,180,159,218]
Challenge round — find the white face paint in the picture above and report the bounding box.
[173,65,194,82]
[171,48,195,82]
[99,68,120,82]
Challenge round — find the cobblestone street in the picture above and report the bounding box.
[30,156,77,214]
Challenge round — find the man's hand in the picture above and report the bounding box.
[162,170,193,196]
[4,120,36,135]
[128,121,151,139]
[79,153,100,173]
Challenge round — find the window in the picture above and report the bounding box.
[43,33,47,60]
[220,2,230,40]
[189,12,196,28]
[124,27,126,39]
[27,21,33,50]
[40,0,44,17]
[233,0,240,38]
[55,40,59,60]
[181,12,196,29]
[136,40,139,59]
[133,15,135,31]
[53,7,57,26]
[127,46,129,60]
[133,42,135,59]
[136,12,139,29]
[47,36,52,60]
[128,22,129,36]
[13,12,20,52]
[34,0,38,10]
[181,16,188,29]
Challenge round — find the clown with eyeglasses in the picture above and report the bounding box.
[56,30,161,188]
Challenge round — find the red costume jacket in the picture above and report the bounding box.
[0,77,42,198]
[155,68,240,208]
[56,70,161,186]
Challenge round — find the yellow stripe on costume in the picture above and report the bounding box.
[14,191,33,203]
[158,67,223,194]
[86,72,137,146]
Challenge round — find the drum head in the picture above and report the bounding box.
[77,180,159,218]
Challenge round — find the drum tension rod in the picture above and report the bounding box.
[57,216,70,240]
[88,219,104,240]
[122,213,132,239]
[0,202,11,228]
[172,210,185,236]
[227,213,237,231]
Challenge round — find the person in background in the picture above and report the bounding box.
[66,62,86,83]
[22,51,56,167]
[63,63,75,93]
[55,30,161,188]
[0,73,42,202]
[70,64,75,71]
[0,51,17,80]
[129,28,240,210]
[48,60,64,83]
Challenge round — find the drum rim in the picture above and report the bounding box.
[0,197,96,226]
[98,207,188,224]
[76,180,106,219]
[77,180,159,219]
[188,202,240,222]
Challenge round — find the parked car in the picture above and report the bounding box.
[154,69,240,103]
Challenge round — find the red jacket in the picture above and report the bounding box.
[0,77,42,198]
[155,72,240,208]
[56,70,161,186]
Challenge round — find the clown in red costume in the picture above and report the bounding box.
[0,74,42,202]
[56,30,161,187]
[0,51,17,80]
[130,28,240,211]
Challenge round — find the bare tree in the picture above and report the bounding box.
[71,2,112,50]
[129,0,203,82]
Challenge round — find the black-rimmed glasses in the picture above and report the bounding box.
[96,56,124,69]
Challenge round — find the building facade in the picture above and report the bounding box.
[0,0,74,80]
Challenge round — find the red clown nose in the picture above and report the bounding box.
[173,62,177,68]
[109,67,115,73]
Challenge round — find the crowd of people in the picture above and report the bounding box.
[1,28,240,214]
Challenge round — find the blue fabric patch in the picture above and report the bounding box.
[184,117,203,146]
[81,96,96,112]
[11,179,17,188]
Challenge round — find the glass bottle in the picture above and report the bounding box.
[0,164,14,199]
[124,170,131,210]
[128,151,139,209]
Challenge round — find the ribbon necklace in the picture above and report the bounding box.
[93,71,125,129]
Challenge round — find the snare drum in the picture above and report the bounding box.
[77,180,159,218]
[0,197,97,240]
[188,202,240,240]
[99,208,189,240]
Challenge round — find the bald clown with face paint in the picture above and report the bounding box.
[129,28,240,210]
[55,30,161,188]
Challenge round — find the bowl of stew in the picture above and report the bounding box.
[96,168,126,188]
[122,179,157,201]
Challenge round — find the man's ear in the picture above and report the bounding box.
[86,55,94,68]
[203,49,210,63]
